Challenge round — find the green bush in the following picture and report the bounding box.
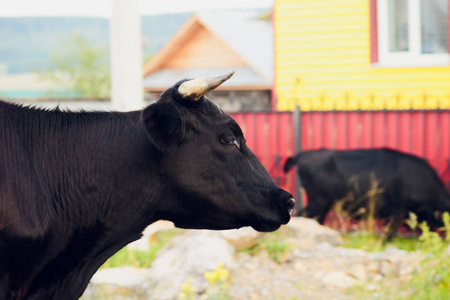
[342,231,419,252]
[346,212,450,299]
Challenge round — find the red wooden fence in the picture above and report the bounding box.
[300,110,450,178]
[230,110,450,201]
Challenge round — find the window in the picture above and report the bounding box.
[374,0,449,67]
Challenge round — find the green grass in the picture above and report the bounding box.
[239,231,290,264]
[346,252,450,300]
[264,238,290,264]
[100,229,179,269]
[344,215,450,299]
[342,231,420,252]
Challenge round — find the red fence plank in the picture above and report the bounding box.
[411,112,426,157]
[439,112,450,180]
[397,112,411,153]
[301,112,311,150]
[245,113,257,153]
[256,114,268,165]
[268,113,279,177]
[311,112,323,149]
[348,112,360,148]
[335,112,347,150]
[372,112,385,148]
[322,112,335,149]
[360,111,373,148]
[386,112,398,149]
[425,111,439,168]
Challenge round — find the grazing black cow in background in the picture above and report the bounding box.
[284,148,450,239]
[0,72,295,300]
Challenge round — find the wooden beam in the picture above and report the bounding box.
[110,0,144,111]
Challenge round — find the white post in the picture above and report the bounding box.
[110,0,144,111]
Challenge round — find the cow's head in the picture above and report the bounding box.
[142,72,295,232]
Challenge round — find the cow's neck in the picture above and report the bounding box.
[10,108,161,299]
[25,224,146,299]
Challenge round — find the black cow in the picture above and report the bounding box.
[284,148,450,239]
[0,72,295,300]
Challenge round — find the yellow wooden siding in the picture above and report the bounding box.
[275,0,450,111]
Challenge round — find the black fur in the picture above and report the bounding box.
[0,80,293,299]
[284,148,450,240]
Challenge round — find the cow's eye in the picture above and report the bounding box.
[221,136,240,149]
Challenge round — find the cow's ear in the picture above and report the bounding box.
[142,102,181,152]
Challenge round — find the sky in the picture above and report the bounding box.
[0,0,274,17]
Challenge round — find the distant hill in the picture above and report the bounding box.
[0,13,192,74]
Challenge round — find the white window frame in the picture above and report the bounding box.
[377,0,449,67]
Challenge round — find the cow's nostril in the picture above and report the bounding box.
[286,198,296,216]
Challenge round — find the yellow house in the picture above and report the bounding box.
[274,0,450,111]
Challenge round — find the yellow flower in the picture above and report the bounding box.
[204,263,229,286]
[204,271,217,285]
[217,265,229,281]
[179,277,195,300]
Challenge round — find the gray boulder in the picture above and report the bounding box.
[146,230,235,299]
[281,217,343,246]
[81,267,150,299]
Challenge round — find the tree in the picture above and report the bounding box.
[40,31,110,98]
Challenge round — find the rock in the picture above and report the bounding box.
[380,261,396,276]
[280,217,343,246]
[366,261,381,274]
[294,260,305,271]
[373,273,383,281]
[333,246,367,259]
[145,230,235,300]
[215,226,264,249]
[83,224,423,299]
[292,248,311,259]
[399,262,416,278]
[321,271,359,288]
[90,267,148,287]
[348,264,368,281]
[81,267,150,299]
[286,237,316,250]
[127,220,175,251]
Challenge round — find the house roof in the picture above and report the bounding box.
[142,10,273,91]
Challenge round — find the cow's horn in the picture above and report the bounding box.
[178,71,235,101]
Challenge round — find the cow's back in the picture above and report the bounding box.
[297,149,400,198]
[335,149,401,199]
[296,149,347,199]
[395,150,450,215]
[296,149,406,219]
[0,102,53,237]
[297,148,450,219]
